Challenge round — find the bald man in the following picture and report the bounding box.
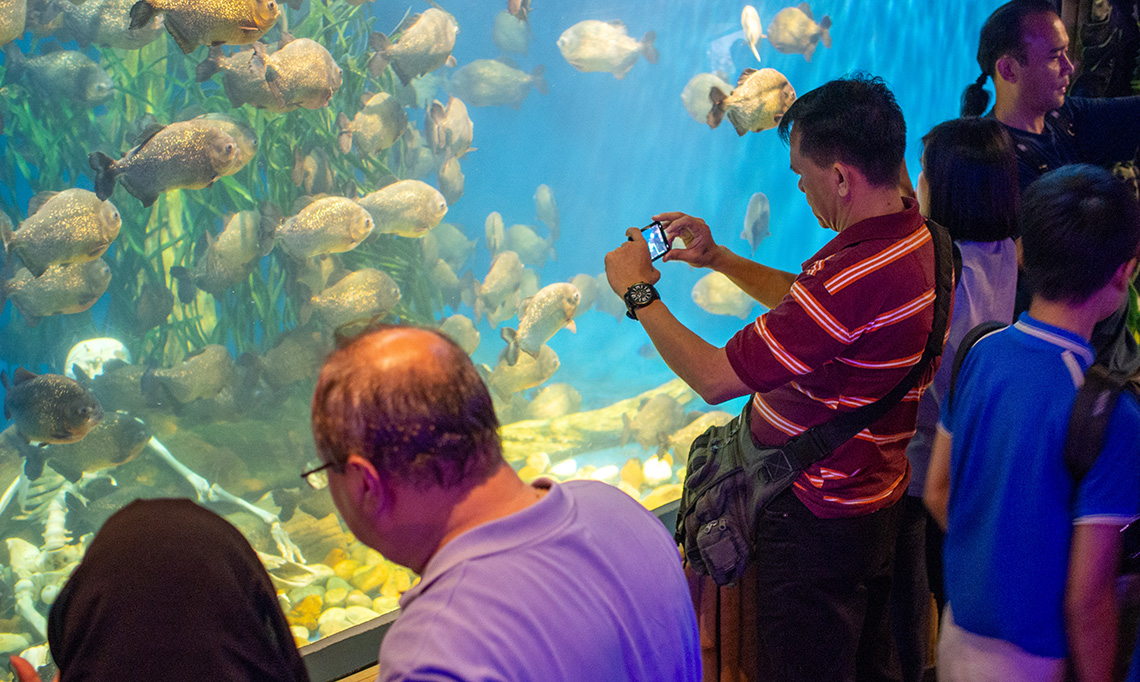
[308,325,701,682]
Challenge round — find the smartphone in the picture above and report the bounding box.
[642,221,672,261]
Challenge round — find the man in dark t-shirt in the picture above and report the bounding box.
[983,4,1140,373]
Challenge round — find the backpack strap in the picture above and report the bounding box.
[1063,363,1130,485]
[780,218,955,471]
[947,321,1009,411]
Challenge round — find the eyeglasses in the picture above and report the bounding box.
[300,460,343,490]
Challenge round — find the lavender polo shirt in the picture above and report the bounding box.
[378,479,702,682]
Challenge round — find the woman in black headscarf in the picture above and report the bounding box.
[11,498,311,682]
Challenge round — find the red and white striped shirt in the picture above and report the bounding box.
[725,198,937,518]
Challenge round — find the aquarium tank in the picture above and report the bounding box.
[0,0,1005,663]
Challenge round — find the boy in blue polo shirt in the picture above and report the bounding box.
[925,164,1140,682]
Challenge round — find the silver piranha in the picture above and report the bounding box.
[447,58,548,108]
[500,282,579,365]
[556,20,657,79]
[309,268,401,331]
[766,2,832,62]
[2,368,103,445]
[708,67,796,136]
[128,0,279,54]
[2,189,120,276]
[367,8,458,86]
[357,179,448,239]
[274,196,374,260]
[4,259,112,325]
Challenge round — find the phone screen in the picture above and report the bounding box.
[643,222,671,261]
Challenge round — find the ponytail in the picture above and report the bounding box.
[961,73,990,117]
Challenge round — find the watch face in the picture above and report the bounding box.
[627,283,657,305]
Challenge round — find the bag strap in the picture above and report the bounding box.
[947,321,1010,411]
[779,218,955,471]
[1063,363,1131,485]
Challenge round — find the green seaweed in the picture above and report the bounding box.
[0,0,444,370]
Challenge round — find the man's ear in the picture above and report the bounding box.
[996,55,1018,84]
[344,454,387,506]
[1116,256,1139,287]
[833,162,850,198]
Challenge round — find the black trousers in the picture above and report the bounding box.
[754,486,903,682]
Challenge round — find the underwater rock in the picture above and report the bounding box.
[620,457,644,489]
[523,383,580,421]
[0,633,31,655]
[317,607,351,638]
[556,20,657,79]
[640,483,683,511]
[668,410,734,460]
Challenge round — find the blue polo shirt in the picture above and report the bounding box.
[940,313,1140,658]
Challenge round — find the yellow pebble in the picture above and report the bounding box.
[620,457,644,489]
[324,587,348,607]
[350,563,389,593]
[640,483,684,510]
[322,548,349,567]
[516,465,541,482]
[373,595,399,614]
[287,594,323,632]
[333,559,360,581]
[346,590,373,609]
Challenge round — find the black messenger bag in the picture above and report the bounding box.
[675,219,955,587]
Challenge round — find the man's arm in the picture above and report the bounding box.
[604,227,751,404]
[655,212,796,309]
[1065,522,1122,682]
[923,427,952,531]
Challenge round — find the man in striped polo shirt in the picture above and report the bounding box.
[605,74,934,682]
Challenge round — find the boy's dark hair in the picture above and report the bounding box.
[311,325,502,490]
[921,118,1019,242]
[776,73,905,188]
[1021,164,1140,303]
[961,0,1060,116]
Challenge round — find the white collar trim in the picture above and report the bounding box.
[1013,319,1095,365]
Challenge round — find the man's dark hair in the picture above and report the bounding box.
[961,0,1060,116]
[1021,164,1140,303]
[311,325,502,489]
[776,73,905,188]
[921,117,1019,242]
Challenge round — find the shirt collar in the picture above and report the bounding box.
[1013,311,1095,366]
[804,196,924,268]
[399,479,570,608]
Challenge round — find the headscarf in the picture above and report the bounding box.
[47,498,311,682]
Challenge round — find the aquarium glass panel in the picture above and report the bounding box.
[0,0,1005,655]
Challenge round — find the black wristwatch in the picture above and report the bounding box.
[623,282,660,320]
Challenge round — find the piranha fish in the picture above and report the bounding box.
[486,344,559,401]
[500,282,579,365]
[569,273,598,318]
[3,44,114,106]
[485,211,505,255]
[337,92,408,156]
[692,271,756,319]
[253,329,329,389]
[505,223,553,268]
[357,179,448,239]
[424,96,473,159]
[32,410,151,482]
[3,260,112,325]
[128,0,279,54]
[0,0,26,47]
[766,3,832,62]
[525,383,581,421]
[192,113,258,171]
[423,221,475,272]
[708,67,796,136]
[292,147,335,196]
[195,44,279,110]
[144,344,234,404]
[622,394,684,453]
[742,5,763,62]
[446,58,548,108]
[274,196,374,260]
[437,156,464,206]
[89,120,241,207]
[742,191,770,253]
[263,34,342,110]
[367,7,458,86]
[476,250,523,323]
[556,20,658,79]
[533,184,559,243]
[1,189,121,276]
[681,71,733,124]
[309,268,401,331]
[492,9,529,55]
[56,0,164,49]
[170,208,275,301]
[2,368,103,445]
[439,314,480,355]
